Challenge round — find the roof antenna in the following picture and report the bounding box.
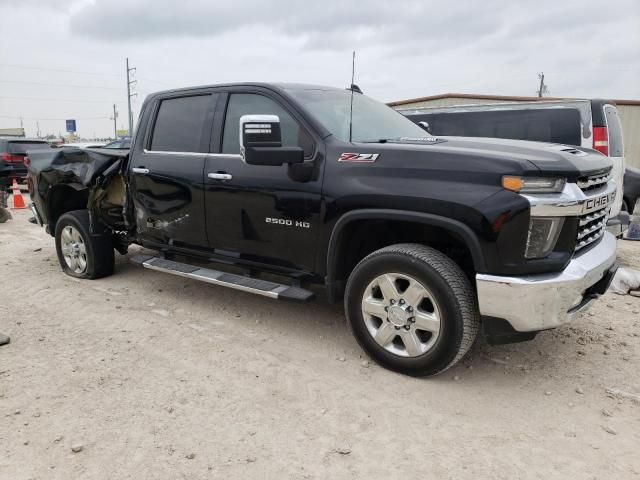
[349,51,356,143]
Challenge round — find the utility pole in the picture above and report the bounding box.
[126,58,137,136]
[111,104,118,139]
[36,121,40,138]
[537,72,548,98]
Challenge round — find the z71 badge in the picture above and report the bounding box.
[338,153,379,163]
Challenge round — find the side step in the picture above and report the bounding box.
[130,254,315,303]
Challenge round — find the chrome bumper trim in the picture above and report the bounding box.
[476,232,617,332]
[523,180,616,217]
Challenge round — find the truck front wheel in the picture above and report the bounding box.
[345,243,479,376]
[55,210,114,279]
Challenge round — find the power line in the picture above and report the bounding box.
[0,115,111,120]
[136,76,174,87]
[0,96,121,104]
[126,58,136,135]
[0,63,121,77]
[537,72,549,97]
[0,79,121,90]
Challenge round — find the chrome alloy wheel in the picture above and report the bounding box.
[361,273,441,357]
[60,226,88,274]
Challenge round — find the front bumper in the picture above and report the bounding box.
[476,232,617,332]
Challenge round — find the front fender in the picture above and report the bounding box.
[324,209,489,303]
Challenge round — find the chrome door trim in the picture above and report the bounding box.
[143,149,242,159]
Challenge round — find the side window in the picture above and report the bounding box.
[604,105,624,157]
[222,93,314,156]
[150,94,213,152]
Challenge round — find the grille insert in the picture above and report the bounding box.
[577,171,611,193]
[575,206,608,252]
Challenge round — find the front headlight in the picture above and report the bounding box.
[525,217,565,259]
[502,176,566,193]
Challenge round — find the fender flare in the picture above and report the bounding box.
[326,208,487,284]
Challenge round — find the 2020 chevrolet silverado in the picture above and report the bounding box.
[27,83,618,376]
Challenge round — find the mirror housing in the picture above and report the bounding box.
[239,114,304,166]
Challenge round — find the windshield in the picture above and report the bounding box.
[8,141,51,154]
[286,88,430,142]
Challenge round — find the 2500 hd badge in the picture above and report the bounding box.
[265,217,310,228]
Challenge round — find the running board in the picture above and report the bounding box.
[130,254,315,303]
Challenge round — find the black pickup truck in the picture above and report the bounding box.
[27,83,618,376]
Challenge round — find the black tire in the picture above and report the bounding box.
[55,210,114,279]
[345,243,479,377]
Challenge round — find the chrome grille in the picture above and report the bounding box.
[577,171,611,193]
[575,206,609,252]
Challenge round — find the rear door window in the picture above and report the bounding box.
[407,108,582,146]
[150,94,215,152]
[8,142,51,154]
[604,105,624,157]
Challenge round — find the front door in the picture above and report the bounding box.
[129,92,217,250]
[204,90,323,273]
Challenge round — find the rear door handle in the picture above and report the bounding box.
[132,167,150,175]
[208,173,233,181]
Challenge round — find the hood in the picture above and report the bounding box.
[368,136,612,180]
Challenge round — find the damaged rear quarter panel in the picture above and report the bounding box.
[27,147,129,232]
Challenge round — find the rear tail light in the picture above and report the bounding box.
[593,126,609,156]
[23,155,30,167]
[1,153,24,163]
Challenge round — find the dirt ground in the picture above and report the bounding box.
[1,206,639,480]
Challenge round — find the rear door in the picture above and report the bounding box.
[129,91,218,250]
[203,88,323,273]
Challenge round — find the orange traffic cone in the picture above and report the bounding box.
[10,178,27,210]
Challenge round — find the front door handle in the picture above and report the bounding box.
[208,172,233,181]
[132,167,150,175]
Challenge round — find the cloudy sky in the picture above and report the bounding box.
[1,0,639,138]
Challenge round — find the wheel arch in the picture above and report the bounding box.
[325,209,487,303]
[46,183,89,236]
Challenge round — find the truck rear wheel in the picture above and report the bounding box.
[345,243,479,376]
[55,210,114,279]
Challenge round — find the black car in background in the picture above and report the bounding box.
[0,138,52,189]
[624,166,640,214]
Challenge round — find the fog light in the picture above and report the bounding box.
[525,217,565,259]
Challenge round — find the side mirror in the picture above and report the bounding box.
[239,114,304,166]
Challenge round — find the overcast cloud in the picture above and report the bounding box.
[1,0,638,138]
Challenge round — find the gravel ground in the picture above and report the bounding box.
[1,207,640,480]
